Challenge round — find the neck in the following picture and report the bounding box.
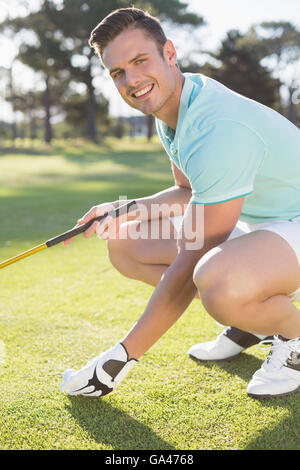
[154,69,184,130]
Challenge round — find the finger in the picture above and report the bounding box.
[96,216,113,239]
[77,206,100,225]
[62,210,97,245]
[60,369,76,392]
[61,370,91,394]
[82,390,103,397]
[95,203,115,218]
[72,385,95,395]
[98,228,109,240]
[62,237,75,246]
[63,219,101,245]
[107,218,119,240]
[62,221,85,245]
[78,203,114,225]
[83,220,100,239]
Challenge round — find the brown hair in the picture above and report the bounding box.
[89,7,167,59]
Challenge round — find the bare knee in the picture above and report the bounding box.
[193,246,223,293]
[198,284,238,326]
[193,247,241,326]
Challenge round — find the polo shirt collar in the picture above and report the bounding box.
[177,75,197,124]
[157,75,199,170]
[161,75,197,138]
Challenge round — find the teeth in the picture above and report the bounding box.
[134,85,152,97]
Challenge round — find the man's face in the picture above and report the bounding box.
[102,27,178,116]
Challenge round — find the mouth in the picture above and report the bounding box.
[131,83,154,100]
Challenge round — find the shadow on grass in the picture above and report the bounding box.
[0,139,168,171]
[0,138,111,157]
[65,396,175,450]
[190,351,263,383]
[191,352,300,449]
[0,146,55,156]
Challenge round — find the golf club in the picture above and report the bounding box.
[0,200,137,269]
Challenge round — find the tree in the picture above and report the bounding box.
[239,21,300,123]
[213,30,280,108]
[3,65,18,140]
[62,89,110,137]
[180,29,281,110]
[0,0,204,142]
[0,4,73,143]
[42,0,205,141]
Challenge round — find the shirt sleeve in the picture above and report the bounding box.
[182,119,266,204]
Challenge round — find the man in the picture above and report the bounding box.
[60,7,300,399]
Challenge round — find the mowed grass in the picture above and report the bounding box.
[0,137,300,450]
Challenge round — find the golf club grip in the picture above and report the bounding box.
[45,200,137,247]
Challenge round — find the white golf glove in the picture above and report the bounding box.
[60,343,137,397]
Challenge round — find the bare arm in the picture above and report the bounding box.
[122,196,245,359]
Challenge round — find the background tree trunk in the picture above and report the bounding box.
[147,114,155,140]
[87,83,97,142]
[44,76,52,143]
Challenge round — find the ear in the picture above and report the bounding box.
[163,39,177,66]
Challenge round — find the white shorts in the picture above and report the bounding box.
[170,215,300,302]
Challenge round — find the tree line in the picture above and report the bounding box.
[0,0,299,143]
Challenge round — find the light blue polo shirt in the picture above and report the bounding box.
[155,73,300,224]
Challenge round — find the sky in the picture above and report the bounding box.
[0,0,299,120]
[188,0,300,48]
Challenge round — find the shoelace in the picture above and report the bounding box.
[257,336,300,372]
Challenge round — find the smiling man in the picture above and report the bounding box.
[60,7,300,400]
[102,21,185,128]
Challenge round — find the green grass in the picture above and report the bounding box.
[0,137,300,450]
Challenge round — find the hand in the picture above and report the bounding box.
[60,343,137,397]
[63,201,130,245]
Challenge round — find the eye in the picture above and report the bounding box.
[136,58,146,65]
[112,70,123,80]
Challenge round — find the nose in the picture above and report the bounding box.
[124,69,141,91]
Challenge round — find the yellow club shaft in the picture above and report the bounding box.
[0,201,137,270]
[0,243,47,269]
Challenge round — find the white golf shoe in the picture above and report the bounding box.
[247,336,300,399]
[188,326,269,362]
